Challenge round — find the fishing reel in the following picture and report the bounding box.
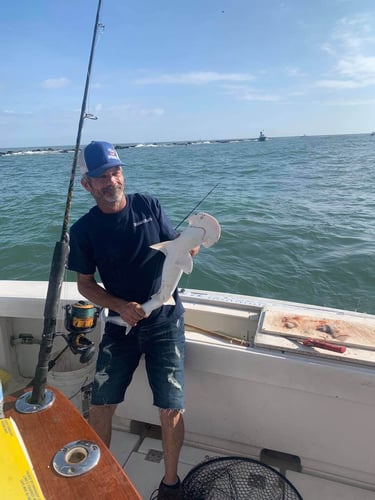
[63,301,101,364]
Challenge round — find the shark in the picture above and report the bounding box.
[106,212,221,333]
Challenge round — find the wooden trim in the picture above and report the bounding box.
[5,386,141,499]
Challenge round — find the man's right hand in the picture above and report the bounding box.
[76,273,147,327]
[117,301,147,327]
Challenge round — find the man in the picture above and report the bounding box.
[68,141,197,499]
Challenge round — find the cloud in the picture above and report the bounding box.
[41,77,70,89]
[318,14,375,89]
[286,67,307,78]
[0,109,33,116]
[240,91,281,102]
[104,103,165,119]
[336,54,375,81]
[133,71,254,85]
[320,98,375,106]
[221,84,281,102]
[315,79,364,89]
[139,107,164,117]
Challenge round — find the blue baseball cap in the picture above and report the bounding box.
[79,141,124,177]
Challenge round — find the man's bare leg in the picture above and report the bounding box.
[89,404,117,447]
[159,409,184,484]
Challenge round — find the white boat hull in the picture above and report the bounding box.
[1,281,375,498]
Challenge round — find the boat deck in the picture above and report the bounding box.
[5,373,375,500]
[111,421,375,500]
[2,282,375,499]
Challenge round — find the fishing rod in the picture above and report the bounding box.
[28,0,103,408]
[174,182,220,230]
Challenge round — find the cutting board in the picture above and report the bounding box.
[260,307,375,351]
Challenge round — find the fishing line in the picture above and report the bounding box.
[61,1,103,240]
[174,183,219,290]
[30,0,103,406]
[85,22,105,120]
[174,182,220,230]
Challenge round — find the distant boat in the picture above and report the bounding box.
[370,132,375,136]
[258,130,266,141]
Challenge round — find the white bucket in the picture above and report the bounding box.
[47,349,96,412]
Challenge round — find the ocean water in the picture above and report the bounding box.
[1,134,375,314]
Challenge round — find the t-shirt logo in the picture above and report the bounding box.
[134,217,153,227]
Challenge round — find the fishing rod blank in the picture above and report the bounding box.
[18,0,104,411]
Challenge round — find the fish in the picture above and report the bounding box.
[107,212,221,333]
[316,324,333,335]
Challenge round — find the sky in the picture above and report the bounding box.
[2,0,375,148]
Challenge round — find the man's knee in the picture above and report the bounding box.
[159,408,184,426]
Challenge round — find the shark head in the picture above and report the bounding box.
[188,213,221,248]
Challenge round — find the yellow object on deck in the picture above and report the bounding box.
[0,417,45,499]
[0,368,11,390]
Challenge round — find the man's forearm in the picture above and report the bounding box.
[76,274,146,326]
[77,275,126,313]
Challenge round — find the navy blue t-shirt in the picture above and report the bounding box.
[68,193,184,326]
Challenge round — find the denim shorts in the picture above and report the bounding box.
[91,316,185,410]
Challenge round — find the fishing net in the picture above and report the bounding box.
[182,456,303,500]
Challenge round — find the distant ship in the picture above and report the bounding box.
[258,130,266,141]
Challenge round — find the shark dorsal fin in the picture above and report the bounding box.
[150,241,169,256]
[176,253,193,274]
